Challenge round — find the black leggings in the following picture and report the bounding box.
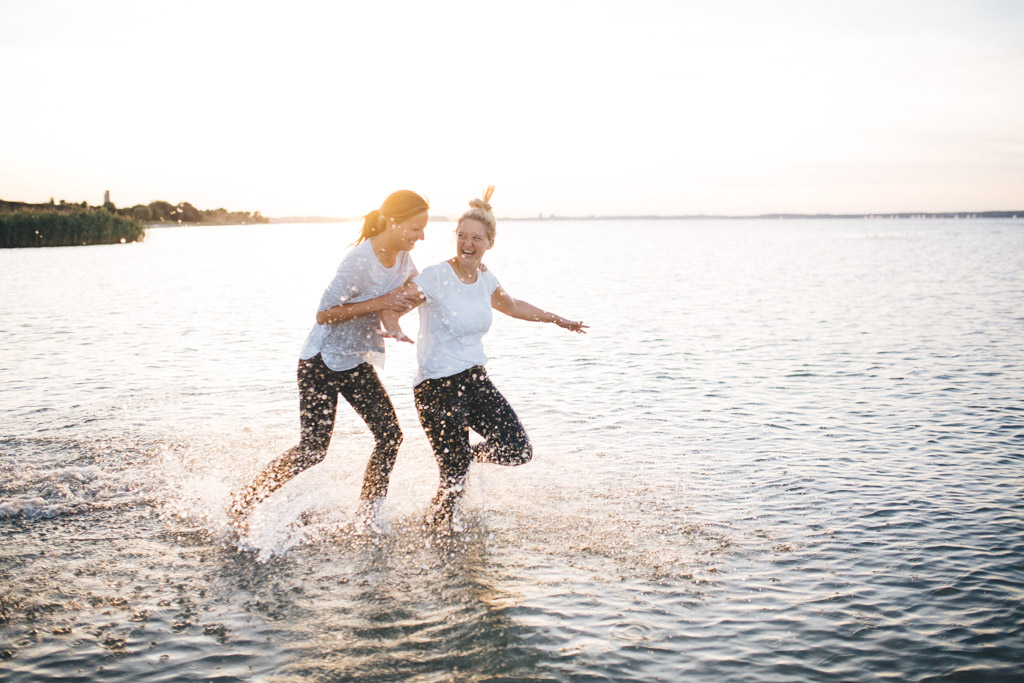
[235,354,402,512]
[413,366,531,523]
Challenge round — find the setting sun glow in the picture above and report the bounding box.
[1,0,1022,217]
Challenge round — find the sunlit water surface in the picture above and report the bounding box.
[2,219,1023,681]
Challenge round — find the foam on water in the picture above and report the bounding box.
[0,437,141,521]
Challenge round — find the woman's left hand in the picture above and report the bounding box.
[379,327,414,343]
[556,318,588,334]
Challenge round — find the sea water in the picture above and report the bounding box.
[1,218,1022,681]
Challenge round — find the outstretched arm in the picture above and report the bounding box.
[491,286,588,333]
[379,281,426,343]
[316,280,422,325]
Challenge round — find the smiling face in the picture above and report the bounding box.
[454,218,491,270]
[390,210,429,251]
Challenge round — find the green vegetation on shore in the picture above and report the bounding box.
[132,200,268,225]
[0,208,146,248]
[1,197,270,248]
[1,198,269,226]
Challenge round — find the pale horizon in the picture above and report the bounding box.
[2,0,1023,219]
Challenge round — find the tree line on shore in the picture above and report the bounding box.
[0,198,268,225]
[0,197,269,248]
[0,208,145,248]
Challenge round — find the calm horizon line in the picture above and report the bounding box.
[267,210,1023,224]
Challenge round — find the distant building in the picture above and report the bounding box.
[104,190,111,205]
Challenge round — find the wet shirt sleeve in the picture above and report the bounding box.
[483,269,500,296]
[412,266,441,304]
[318,252,373,310]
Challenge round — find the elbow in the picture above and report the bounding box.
[514,439,533,465]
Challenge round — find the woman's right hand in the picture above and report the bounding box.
[316,283,424,325]
[378,286,417,313]
[381,284,424,313]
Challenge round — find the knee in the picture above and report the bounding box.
[302,445,329,467]
[507,439,532,465]
[438,452,471,485]
[375,423,403,452]
[503,429,532,465]
[518,439,533,464]
[287,444,327,473]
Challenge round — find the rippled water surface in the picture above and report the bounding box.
[2,219,1023,681]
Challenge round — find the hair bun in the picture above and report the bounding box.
[468,185,495,214]
[468,198,492,214]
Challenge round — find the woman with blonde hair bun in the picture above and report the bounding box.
[231,189,430,531]
[381,186,587,527]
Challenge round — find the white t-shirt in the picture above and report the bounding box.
[299,239,418,371]
[413,262,500,386]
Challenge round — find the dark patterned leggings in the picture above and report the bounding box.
[234,355,402,514]
[413,366,532,524]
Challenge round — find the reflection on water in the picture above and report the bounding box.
[2,219,1024,681]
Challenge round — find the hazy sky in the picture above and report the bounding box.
[2,0,1022,218]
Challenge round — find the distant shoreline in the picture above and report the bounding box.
[503,211,1023,221]
[268,211,1022,223]
[145,221,267,229]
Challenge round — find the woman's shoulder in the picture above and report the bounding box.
[413,261,446,296]
[481,267,500,289]
[421,261,449,275]
[335,239,375,270]
[416,261,453,282]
